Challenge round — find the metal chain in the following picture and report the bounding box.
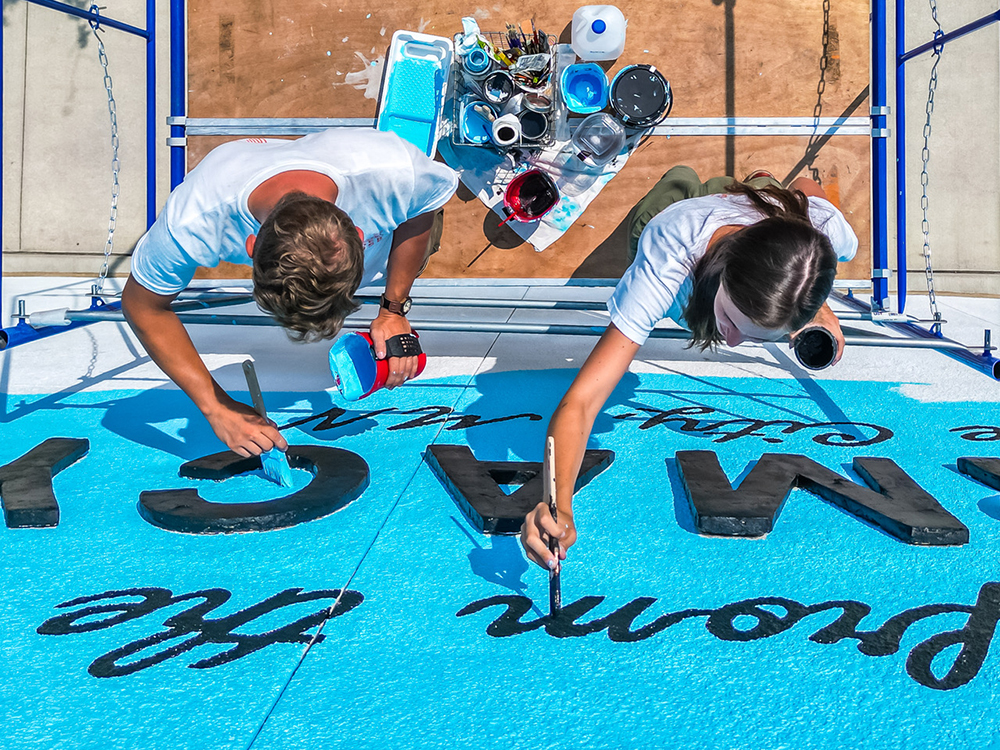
[919,0,944,331]
[806,0,830,184]
[91,7,120,297]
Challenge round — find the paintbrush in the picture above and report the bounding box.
[242,359,293,488]
[545,434,561,617]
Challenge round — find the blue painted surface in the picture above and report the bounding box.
[2,371,999,748]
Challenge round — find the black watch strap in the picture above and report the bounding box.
[384,333,422,358]
[380,294,412,315]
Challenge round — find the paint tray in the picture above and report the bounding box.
[376,30,452,157]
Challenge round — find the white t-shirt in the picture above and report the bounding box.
[130,128,458,295]
[607,193,859,345]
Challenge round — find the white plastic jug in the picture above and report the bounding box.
[571,5,626,61]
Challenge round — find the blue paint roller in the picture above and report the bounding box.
[241,359,293,488]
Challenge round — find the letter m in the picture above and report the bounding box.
[674,452,968,546]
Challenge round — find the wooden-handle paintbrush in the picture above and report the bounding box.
[545,435,561,616]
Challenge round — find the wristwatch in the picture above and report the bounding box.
[379,294,412,315]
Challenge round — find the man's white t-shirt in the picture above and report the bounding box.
[607,194,859,345]
[130,128,459,295]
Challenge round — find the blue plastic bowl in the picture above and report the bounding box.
[561,63,609,114]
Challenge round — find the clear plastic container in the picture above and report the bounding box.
[570,113,626,167]
[571,5,627,61]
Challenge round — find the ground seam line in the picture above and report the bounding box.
[244,322,505,749]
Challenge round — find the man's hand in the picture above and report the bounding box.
[204,396,288,457]
[791,302,845,366]
[369,309,419,389]
[521,502,576,570]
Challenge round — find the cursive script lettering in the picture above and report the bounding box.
[612,405,893,447]
[285,406,542,434]
[951,425,1000,442]
[457,583,1000,691]
[38,586,363,678]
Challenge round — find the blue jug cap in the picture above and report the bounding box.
[591,19,606,34]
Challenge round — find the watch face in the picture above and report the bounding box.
[401,298,412,314]
[611,66,669,127]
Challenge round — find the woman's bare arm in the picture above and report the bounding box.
[520,324,641,570]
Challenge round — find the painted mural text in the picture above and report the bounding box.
[37,586,363,678]
[457,583,1000,691]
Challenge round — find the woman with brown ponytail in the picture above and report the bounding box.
[520,165,859,571]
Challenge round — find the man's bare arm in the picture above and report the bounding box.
[121,275,286,456]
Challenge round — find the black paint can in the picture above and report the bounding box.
[794,327,838,370]
[608,65,672,128]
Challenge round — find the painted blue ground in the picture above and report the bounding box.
[2,370,1000,749]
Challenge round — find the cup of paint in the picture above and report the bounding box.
[329,331,427,401]
[482,71,515,105]
[502,169,559,223]
[523,93,552,112]
[460,99,495,144]
[461,46,492,79]
[793,326,838,370]
[518,110,549,141]
[491,113,522,148]
[560,63,609,114]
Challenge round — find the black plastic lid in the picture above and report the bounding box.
[609,65,672,128]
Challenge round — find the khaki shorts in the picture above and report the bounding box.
[417,208,445,276]
[626,165,782,261]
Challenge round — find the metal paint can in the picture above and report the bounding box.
[793,327,838,370]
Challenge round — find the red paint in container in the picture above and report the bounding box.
[500,170,559,224]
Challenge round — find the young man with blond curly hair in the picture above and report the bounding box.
[122,127,458,458]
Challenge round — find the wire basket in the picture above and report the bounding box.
[448,31,558,150]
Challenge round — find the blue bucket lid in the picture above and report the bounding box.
[329,332,377,401]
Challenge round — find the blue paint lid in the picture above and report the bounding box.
[329,332,377,401]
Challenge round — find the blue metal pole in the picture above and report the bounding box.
[871,0,889,310]
[146,0,156,228]
[900,10,1000,62]
[169,0,186,189]
[22,0,149,38]
[1,8,5,310]
[895,0,907,313]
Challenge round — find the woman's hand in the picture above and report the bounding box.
[791,302,845,365]
[521,502,576,570]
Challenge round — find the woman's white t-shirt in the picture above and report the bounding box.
[607,193,859,345]
[130,128,459,295]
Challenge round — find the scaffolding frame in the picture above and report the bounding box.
[0,0,997,380]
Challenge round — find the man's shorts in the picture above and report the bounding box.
[625,165,783,261]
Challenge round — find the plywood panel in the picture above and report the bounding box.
[188,0,869,119]
[187,0,871,280]
[189,133,870,281]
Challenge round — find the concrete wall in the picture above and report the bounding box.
[1,0,171,277]
[894,0,1000,299]
[2,0,999,295]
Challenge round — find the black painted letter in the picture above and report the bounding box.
[139,445,369,534]
[0,437,89,528]
[426,445,614,534]
[676,452,968,545]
